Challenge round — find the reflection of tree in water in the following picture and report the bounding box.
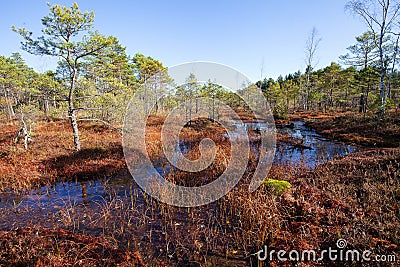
[81,182,88,205]
[273,121,358,168]
[0,192,25,207]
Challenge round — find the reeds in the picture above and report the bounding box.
[0,115,398,266]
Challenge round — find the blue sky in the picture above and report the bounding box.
[1,0,366,81]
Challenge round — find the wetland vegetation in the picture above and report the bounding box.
[0,1,399,266]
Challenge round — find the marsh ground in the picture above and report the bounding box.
[0,112,398,266]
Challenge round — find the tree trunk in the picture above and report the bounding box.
[44,97,50,120]
[378,26,386,116]
[15,112,31,150]
[293,96,296,112]
[2,85,15,120]
[69,68,81,151]
[305,67,310,110]
[387,35,399,106]
[69,109,80,151]
[286,87,289,111]
[53,94,57,108]
[379,65,386,114]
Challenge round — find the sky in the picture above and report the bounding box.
[0,0,366,81]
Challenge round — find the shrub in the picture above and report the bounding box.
[262,178,291,195]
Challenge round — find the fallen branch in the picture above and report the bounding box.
[15,114,32,150]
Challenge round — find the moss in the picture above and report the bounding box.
[262,178,291,195]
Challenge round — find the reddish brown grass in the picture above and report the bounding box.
[302,111,400,147]
[0,114,399,266]
[0,119,125,191]
[0,227,145,266]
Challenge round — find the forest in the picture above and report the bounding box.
[0,1,399,266]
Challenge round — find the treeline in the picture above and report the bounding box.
[257,30,400,119]
[258,0,400,118]
[0,50,166,126]
[1,3,172,150]
[2,2,400,150]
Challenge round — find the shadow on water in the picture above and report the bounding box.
[0,120,360,265]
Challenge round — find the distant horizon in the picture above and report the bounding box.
[1,0,366,81]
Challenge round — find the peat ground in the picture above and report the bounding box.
[0,113,398,266]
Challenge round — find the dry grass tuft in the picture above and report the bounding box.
[0,227,145,266]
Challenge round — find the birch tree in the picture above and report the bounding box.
[304,27,321,110]
[346,0,400,115]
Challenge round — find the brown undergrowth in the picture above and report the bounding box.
[0,119,125,192]
[298,111,400,147]
[0,227,145,266]
[127,148,399,266]
[270,148,400,266]
[0,114,399,266]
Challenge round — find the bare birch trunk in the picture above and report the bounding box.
[69,67,81,151]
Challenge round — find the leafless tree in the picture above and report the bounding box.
[346,0,400,115]
[304,27,321,110]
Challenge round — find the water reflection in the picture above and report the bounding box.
[274,121,358,168]
[0,180,104,211]
[0,121,359,221]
